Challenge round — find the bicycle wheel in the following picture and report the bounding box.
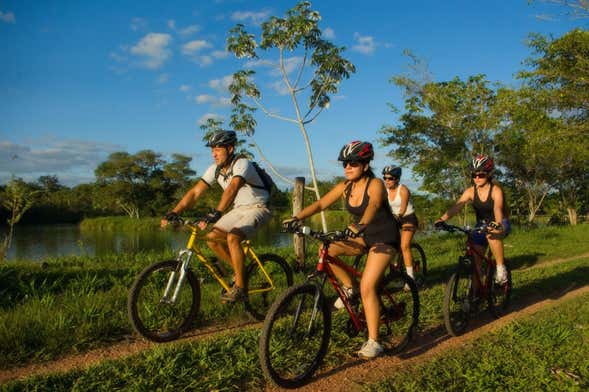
[487,263,512,318]
[378,271,420,354]
[128,260,200,342]
[409,243,427,287]
[259,283,331,388]
[443,267,473,337]
[244,253,294,321]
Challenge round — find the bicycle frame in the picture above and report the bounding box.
[163,221,276,303]
[462,235,496,298]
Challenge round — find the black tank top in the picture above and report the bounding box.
[472,184,494,223]
[344,178,399,247]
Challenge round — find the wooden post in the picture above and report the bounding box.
[293,177,305,266]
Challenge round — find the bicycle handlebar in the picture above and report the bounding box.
[434,220,499,235]
[284,225,349,243]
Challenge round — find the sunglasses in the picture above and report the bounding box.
[342,161,363,168]
[383,176,399,181]
[471,172,488,179]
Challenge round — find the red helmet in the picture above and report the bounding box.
[338,141,374,162]
[471,154,494,172]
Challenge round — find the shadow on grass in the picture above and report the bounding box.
[304,266,589,387]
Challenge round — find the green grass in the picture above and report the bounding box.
[0,224,587,387]
[367,292,589,392]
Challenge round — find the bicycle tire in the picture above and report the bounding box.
[128,260,201,342]
[244,253,294,321]
[487,262,512,318]
[378,271,420,354]
[259,283,331,388]
[443,267,473,337]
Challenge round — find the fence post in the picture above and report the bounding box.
[293,177,305,266]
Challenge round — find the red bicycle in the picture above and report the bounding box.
[259,225,419,388]
[436,221,512,336]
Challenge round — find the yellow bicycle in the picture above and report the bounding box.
[128,216,293,342]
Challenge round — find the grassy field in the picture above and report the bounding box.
[0,224,588,390]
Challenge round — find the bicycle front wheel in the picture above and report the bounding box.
[259,283,331,389]
[244,253,293,321]
[488,263,512,318]
[379,272,420,354]
[443,268,472,337]
[128,260,200,342]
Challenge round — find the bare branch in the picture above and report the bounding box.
[293,51,308,89]
[252,97,298,123]
[303,107,325,125]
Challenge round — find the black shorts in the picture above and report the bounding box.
[399,213,418,227]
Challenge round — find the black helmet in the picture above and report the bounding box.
[338,141,374,162]
[205,130,237,147]
[382,165,402,177]
[470,154,494,172]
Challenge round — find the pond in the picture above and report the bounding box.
[2,219,296,261]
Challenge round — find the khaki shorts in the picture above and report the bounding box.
[214,204,271,238]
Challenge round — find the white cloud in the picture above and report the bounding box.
[208,75,235,93]
[323,27,335,40]
[157,73,170,84]
[195,94,232,107]
[130,33,173,69]
[230,10,271,25]
[270,80,290,96]
[197,113,224,125]
[182,40,212,55]
[0,10,15,23]
[179,84,191,92]
[179,25,200,36]
[199,55,213,66]
[0,138,123,186]
[130,17,147,31]
[167,19,176,30]
[211,50,229,59]
[352,32,376,55]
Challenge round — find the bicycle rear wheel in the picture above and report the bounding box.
[244,253,293,321]
[408,243,427,287]
[488,263,512,318]
[378,272,420,354]
[259,283,331,388]
[128,260,200,342]
[443,267,473,337]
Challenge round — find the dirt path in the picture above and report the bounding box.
[269,283,589,392]
[1,252,588,386]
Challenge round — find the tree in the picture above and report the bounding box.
[226,1,356,230]
[0,178,41,261]
[381,74,501,222]
[518,29,589,224]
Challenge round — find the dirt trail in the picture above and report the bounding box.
[269,284,589,392]
[1,252,588,386]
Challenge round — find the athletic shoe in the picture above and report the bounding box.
[334,286,355,310]
[357,339,383,359]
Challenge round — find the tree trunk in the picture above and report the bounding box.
[292,177,305,267]
[567,207,578,226]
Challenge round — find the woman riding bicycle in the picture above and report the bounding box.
[382,166,419,284]
[283,141,400,359]
[435,154,511,284]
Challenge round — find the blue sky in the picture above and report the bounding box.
[0,0,584,190]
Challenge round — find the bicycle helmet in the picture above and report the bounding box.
[382,166,402,177]
[338,141,374,162]
[205,130,237,147]
[470,154,494,172]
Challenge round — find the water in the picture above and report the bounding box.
[2,219,294,261]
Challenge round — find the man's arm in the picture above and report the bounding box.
[161,180,209,227]
[215,176,244,212]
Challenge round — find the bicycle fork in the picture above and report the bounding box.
[162,249,192,304]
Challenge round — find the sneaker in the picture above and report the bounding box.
[357,339,383,359]
[220,285,246,303]
[495,266,508,284]
[334,286,355,310]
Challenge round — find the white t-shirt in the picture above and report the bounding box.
[201,157,269,207]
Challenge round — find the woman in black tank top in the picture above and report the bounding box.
[435,154,510,285]
[282,141,400,359]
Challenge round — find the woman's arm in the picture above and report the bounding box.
[492,184,505,224]
[294,182,346,220]
[438,187,473,222]
[397,185,410,217]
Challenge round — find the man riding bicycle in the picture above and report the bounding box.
[161,130,271,303]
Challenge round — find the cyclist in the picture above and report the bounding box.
[283,141,400,359]
[161,130,271,303]
[435,154,511,284]
[382,166,419,285]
